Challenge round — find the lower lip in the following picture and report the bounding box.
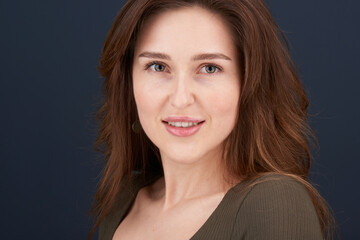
[163,122,204,137]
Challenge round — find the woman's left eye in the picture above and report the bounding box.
[200,64,222,74]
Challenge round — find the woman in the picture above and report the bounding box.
[90,0,335,239]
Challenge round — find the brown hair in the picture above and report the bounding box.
[89,0,335,239]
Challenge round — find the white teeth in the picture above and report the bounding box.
[167,121,199,128]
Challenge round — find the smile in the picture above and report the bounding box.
[162,120,205,137]
[167,121,200,128]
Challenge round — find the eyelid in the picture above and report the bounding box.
[144,61,223,74]
[144,61,170,72]
[199,63,223,74]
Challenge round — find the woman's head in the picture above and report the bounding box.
[91,0,334,238]
[97,0,310,180]
[132,6,241,168]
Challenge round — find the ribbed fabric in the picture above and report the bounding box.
[99,173,322,240]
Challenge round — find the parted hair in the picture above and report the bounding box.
[89,0,335,239]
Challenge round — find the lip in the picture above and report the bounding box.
[162,116,205,137]
[162,116,204,123]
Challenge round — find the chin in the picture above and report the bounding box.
[159,142,221,166]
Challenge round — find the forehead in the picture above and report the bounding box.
[134,6,236,59]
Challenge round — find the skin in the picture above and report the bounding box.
[113,6,241,240]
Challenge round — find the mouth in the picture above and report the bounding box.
[161,120,205,128]
[161,119,205,137]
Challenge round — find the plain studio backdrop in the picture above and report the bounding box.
[0,0,358,239]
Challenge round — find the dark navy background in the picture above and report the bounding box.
[0,0,358,239]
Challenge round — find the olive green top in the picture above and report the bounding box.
[99,172,323,240]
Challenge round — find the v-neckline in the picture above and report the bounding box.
[113,172,245,240]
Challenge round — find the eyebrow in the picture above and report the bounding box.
[138,51,232,61]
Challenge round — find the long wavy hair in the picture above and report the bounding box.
[89,0,335,239]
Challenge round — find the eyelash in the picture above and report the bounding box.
[144,61,223,74]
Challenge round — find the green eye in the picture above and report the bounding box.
[205,65,217,73]
[154,64,165,72]
[203,64,221,74]
[145,62,167,72]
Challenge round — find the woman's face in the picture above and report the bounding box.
[132,6,241,165]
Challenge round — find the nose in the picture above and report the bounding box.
[169,74,195,109]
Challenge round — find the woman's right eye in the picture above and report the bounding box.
[145,62,167,72]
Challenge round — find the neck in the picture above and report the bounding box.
[152,150,235,210]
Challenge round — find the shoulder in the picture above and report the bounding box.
[98,171,163,239]
[240,173,313,204]
[231,173,323,239]
[98,171,143,239]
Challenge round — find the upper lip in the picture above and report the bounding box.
[162,116,205,123]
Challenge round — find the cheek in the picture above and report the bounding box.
[133,78,165,125]
[134,84,152,118]
[206,83,240,127]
